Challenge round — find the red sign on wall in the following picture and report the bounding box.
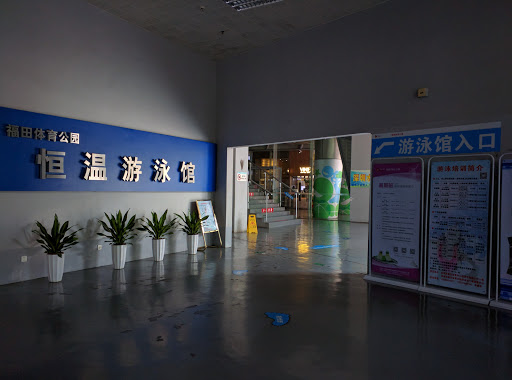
[249,192,254,196]
[262,208,274,213]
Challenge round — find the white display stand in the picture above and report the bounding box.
[365,157,424,292]
[364,275,420,291]
[490,153,512,311]
[419,154,494,307]
[196,200,222,249]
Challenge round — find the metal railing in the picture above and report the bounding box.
[248,161,299,221]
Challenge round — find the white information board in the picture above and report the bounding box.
[370,159,423,283]
[196,200,218,233]
[427,157,493,295]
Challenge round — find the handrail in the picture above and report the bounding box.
[249,179,271,196]
[249,161,297,193]
[249,161,300,220]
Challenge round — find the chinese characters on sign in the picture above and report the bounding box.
[36,151,197,185]
[397,134,494,155]
[427,159,491,295]
[153,159,171,183]
[36,148,66,179]
[83,152,107,181]
[180,161,195,183]
[122,156,142,182]
[6,124,79,144]
[0,106,215,192]
[350,170,371,188]
[372,124,501,158]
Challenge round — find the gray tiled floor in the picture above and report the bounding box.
[0,221,511,379]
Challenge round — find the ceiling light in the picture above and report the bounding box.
[223,0,284,12]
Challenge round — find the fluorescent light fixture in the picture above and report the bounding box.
[223,0,284,12]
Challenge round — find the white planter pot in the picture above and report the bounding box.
[152,239,165,262]
[48,254,65,282]
[112,245,127,269]
[187,234,199,255]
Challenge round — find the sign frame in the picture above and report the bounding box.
[421,154,494,305]
[365,157,425,291]
[196,200,223,249]
[490,153,512,311]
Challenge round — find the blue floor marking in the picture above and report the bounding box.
[312,244,339,249]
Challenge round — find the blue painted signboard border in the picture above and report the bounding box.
[0,106,216,192]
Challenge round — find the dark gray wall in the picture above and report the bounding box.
[217,0,511,147]
[216,0,512,242]
[0,0,217,284]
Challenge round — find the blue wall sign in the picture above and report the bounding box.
[372,123,501,158]
[0,107,216,192]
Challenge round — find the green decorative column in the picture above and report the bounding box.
[339,175,351,216]
[313,139,343,219]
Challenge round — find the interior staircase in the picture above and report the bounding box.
[248,183,302,229]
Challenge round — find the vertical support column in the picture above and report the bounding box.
[308,140,315,219]
[232,147,249,233]
[350,134,372,223]
[223,147,234,248]
[313,138,343,219]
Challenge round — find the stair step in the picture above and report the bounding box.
[257,218,302,229]
[248,206,285,214]
[257,214,296,222]
[251,210,291,218]
[249,195,268,200]
[249,199,275,205]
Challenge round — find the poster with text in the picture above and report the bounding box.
[427,159,491,295]
[371,161,422,282]
[499,159,512,301]
[196,200,218,233]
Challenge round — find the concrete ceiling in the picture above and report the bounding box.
[86,0,388,60]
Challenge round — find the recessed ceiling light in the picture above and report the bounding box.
[222,0,284,12]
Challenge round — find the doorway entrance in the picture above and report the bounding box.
[245,134,371,227]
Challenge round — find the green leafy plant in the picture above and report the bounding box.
[137,210,176,239]
[33,214,81,257]
[175,211,208,235]
[97,210,137,245]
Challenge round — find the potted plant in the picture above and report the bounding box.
[97,210,137,269]
[138,210,176,262]
[175,211,208,255]
[33,214,81,282]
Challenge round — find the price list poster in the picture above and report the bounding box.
[371,161,422,282]
[427,158,492,295]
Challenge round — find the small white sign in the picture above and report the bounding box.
[237,172,248,181]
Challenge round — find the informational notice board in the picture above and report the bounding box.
[196,200,222,248]
[426,156,493,295]
[499,156,512,301]
[370,159,423,282]
[196,200,218,233]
